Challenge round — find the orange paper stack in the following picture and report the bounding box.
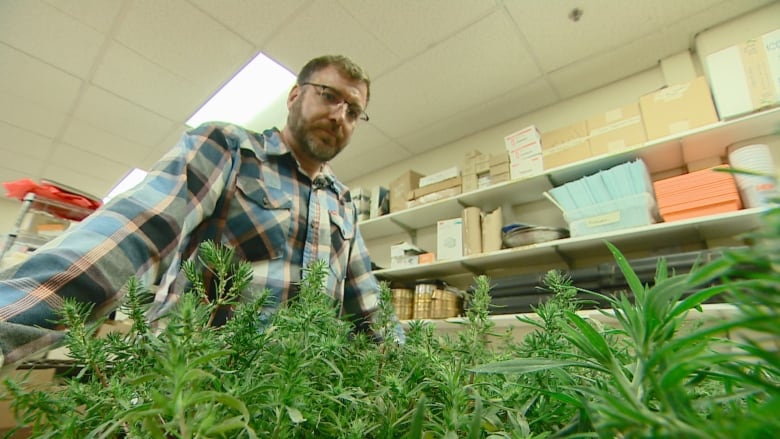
[653,166,742,222]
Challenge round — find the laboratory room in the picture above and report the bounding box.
[0,1,778,438]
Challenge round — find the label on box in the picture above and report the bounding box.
[585,211,621,227]
[504,125,541,150]
[437,218,463,261]
[510,156,543,179]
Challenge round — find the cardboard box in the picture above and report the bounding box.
[419,166,460,188]
[390,242,426,268]
[490,152,509,166]
[507,140,542,163]
[406,186,461,208]
[389,170,423,213]
[541,121,591,169]
[0,368,57,431]
[504,125,541,150]
[437,218,464,261]
[412,176,462,199]
[705,28,780,120]
[588,103,647,156]
[461,207,482,256]
[461,173,480,193]
[481,206,503,252]
[510,156,543,180]
[490,161,510,176]
[639,76,719,140]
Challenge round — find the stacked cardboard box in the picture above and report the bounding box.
[504,125,543,179]
[588,103,647,156]
[705,28,780,120]
[639,76,719,140]
[407,166,461,208]
[461,151,509,192]
[388,170,423,213]
[504,121,593,178]
[540,121,591,169]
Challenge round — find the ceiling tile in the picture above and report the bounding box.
[39,164,116,197]
[72,86,175,147]
[48,143,132,182]
[0,43,82,113]
[264,1,400,84]
[0,148,46,176]
[0,167,30,185]
[0,1,105,78]
[338,0,497,60]
[43,0,124,33]
[547,32,669,99]
[0,121,55,161]
[395,78,557,157]
[0,91,67,138]
[61,119,154,166]
[139,124,192,170]
[369,11,541,137]
[506,0,662,72]
[92,42,205,121]
[114,0,255,87]
[189,0,308,46]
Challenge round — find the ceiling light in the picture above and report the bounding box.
[103,167,148,202]
[185,52,295,130]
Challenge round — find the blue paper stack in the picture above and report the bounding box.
[547,159,661,237]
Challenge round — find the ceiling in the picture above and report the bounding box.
[0,0,774,198]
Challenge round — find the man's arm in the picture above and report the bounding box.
[0,123,240,365]
[341,227,405,343]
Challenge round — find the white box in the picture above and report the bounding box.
[506,139,542,163]
[419,166,460,188]
[510,156,544,179]
[390,241,426,268]
[705,28,780,120]
[436,218,463,261]
[504,125,541,150]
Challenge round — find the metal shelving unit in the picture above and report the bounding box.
[0,192,97,261]
[361,107,780,287]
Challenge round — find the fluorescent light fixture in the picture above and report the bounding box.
[104,168,148,202]
[186,52,295,130]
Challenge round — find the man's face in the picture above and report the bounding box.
[286,65,368,163]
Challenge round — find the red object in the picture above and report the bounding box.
[3,178,102,221]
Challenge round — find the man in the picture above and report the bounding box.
[0,54,402,367]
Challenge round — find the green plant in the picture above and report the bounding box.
[475,204,780,438]
[3,200,778,438]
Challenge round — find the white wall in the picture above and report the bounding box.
[350,2,780,270]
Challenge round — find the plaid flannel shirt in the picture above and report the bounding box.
[0,122,401,367]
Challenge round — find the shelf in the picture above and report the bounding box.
[374,207,768,283]
[359,107,780,241]
[400,303,743,338]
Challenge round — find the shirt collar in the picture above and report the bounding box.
[260,128,349,200]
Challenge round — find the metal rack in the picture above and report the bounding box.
[0,192,96,261]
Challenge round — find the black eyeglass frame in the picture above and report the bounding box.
[301,82,370,122]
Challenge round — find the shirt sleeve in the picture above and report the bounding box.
[341,224,406,344]
[0,123,239,365]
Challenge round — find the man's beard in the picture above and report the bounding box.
[288,97,345,163]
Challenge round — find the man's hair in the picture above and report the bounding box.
[297,55,371,104]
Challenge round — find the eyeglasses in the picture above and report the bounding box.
[301,82,369,123]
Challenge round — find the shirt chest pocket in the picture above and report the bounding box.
[233,176,292,261]
[327,204,355,283]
